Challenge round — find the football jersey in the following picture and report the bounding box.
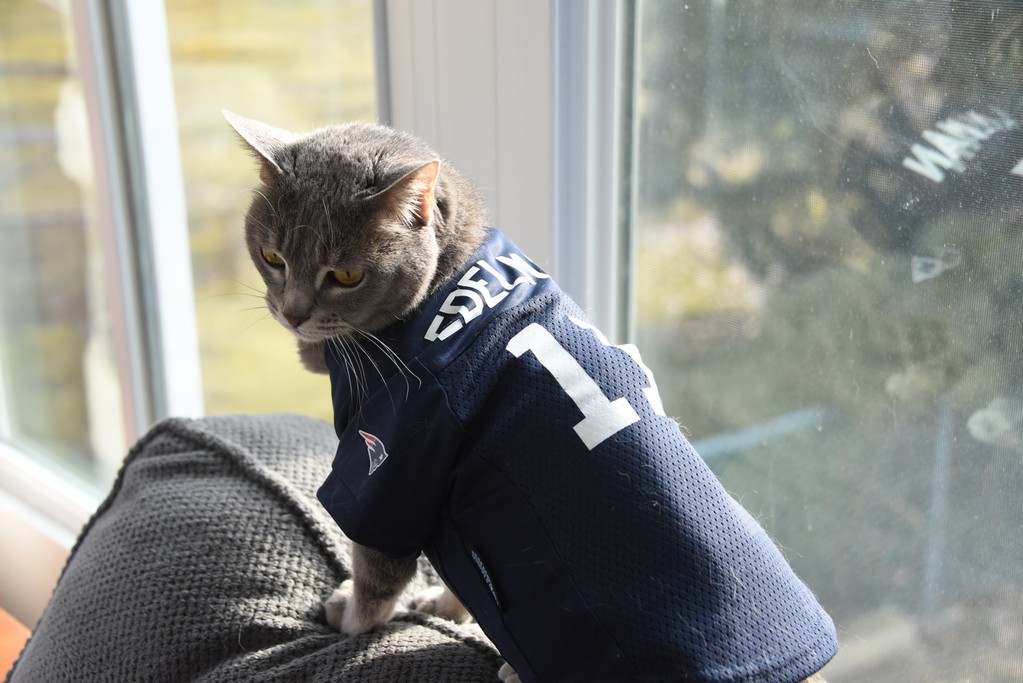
[318,228,838,682]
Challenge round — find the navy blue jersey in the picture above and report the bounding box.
[318,229,837,682]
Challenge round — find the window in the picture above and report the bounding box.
[630,1,1023,679]
[0,0,127,490]
[0,0,381,482]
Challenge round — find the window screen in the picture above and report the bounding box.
[630,2,1023,679]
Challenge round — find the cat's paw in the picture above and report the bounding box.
[413,585,472,623]
[497,662,521,682]
[324,579,404,635]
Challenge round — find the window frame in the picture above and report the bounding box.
[107,0,204,424]
[377,0,629,337]
[553,0,635,342]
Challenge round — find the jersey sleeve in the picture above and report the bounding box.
[317,363,464,559]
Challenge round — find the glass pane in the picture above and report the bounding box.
[0,0,126,488]
[165,0,377,419]
[631,1,1023,680]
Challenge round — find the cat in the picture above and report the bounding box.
[224,110,837,683]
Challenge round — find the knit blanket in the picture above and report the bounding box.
[6,414,503,682]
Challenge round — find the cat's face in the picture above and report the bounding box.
[226,112,444,340]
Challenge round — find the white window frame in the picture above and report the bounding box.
[111,0,204,423]
[553,0,634,342]
[377,0,629,338]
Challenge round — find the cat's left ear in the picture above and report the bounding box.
[370,160,441,228]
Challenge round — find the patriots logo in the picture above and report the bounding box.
[358,430,390,475]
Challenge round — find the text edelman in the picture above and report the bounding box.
[425,253,550,342]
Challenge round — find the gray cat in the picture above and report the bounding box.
[225,110,835,683]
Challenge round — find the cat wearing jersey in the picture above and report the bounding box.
[225,110,836,683]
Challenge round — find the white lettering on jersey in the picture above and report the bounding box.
[568,316,666,417]
[506,318,667,450]
[425,252,550,342]
[508,323,640,450]
[902,109,1017,183]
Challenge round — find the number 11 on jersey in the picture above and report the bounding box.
[506,321,665,450]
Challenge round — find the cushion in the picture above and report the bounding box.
[5,414,503,682]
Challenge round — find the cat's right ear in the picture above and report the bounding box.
[369,160,442,229]
[222,109,297,183]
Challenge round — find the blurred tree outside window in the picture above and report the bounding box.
[631,2,1023,680]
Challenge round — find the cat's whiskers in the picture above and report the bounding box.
[294,223,327,252]
[322,198,337,243]
[349,335,399,413]
[196,291,265,303]
[245,214,277,243]
[236,311,274,336]
[340,338,363,407]
[329,336,364,407]
[354,330,422,399]
[244,187,279,219]
[328,338,353,404]
[352,340,371,402]
[230,305,273,314]
[231,278,267,296]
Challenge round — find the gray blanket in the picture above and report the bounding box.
[6,414,502,682]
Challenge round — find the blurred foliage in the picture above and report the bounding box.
[632,0,1023,654]
[0,0,93,464]
[4,323,89,447]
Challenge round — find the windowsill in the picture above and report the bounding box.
[0,441,101,626]
[0,441,101,538]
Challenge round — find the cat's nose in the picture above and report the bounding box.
[284,312,309,328]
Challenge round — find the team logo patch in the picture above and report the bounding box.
[358,430,390,475]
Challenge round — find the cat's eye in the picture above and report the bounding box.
[331,269,365,287]
[262,248,285,267]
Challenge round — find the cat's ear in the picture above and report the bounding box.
[222,109,298,182]
[369,160,441,228]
